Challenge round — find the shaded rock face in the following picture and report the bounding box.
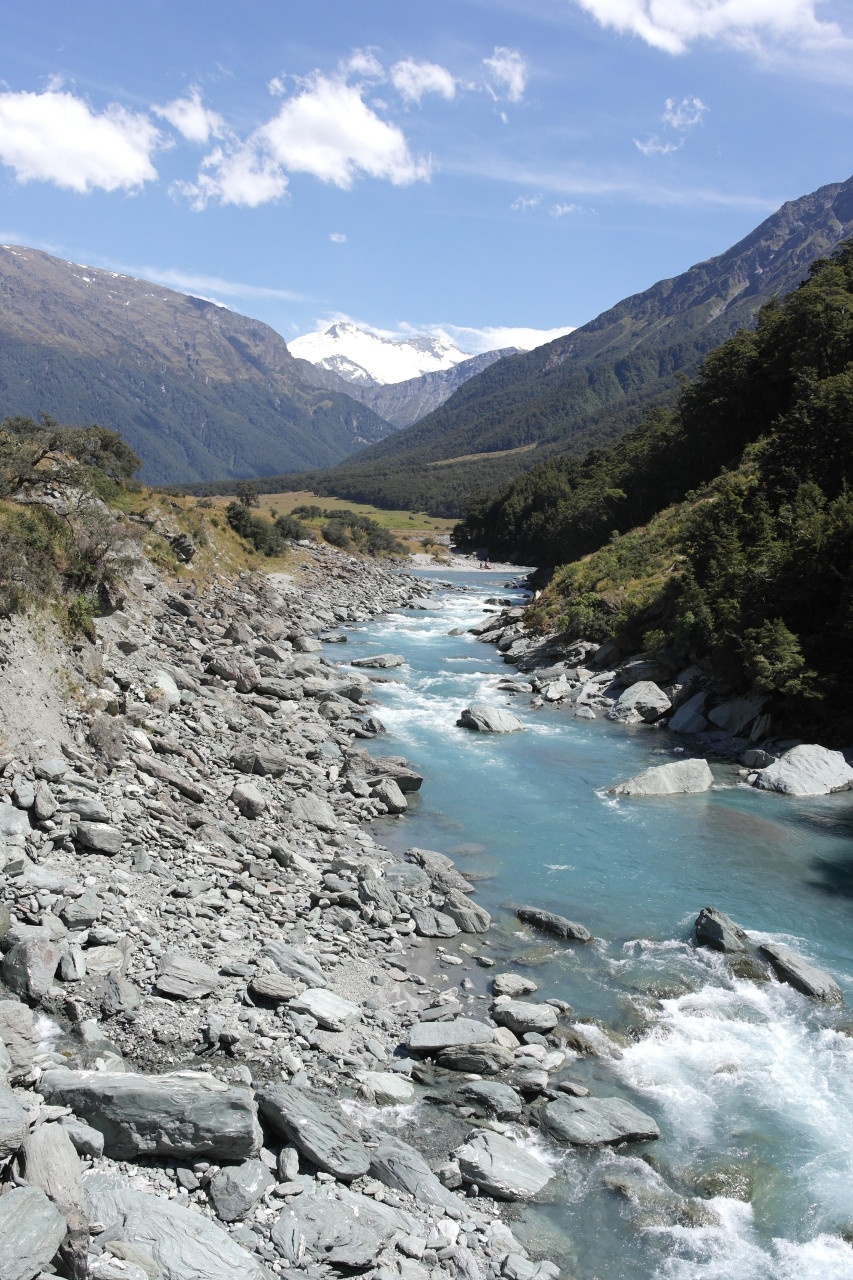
[610,758,713,797]
[695,907,749,953]
[752,744,853,797]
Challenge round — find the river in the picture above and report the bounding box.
[325,565,853,1280]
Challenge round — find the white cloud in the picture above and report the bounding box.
[483,47,528,102]
[550,201,592,215]
[511,193,542,210]
[663,95,707,129]
[573,0,845,56]
[259,74,430,188]
[391,59,456,104]
[329,231,347,243]
[343,49,385,80]
[0,88,161,193]
[180,144,288,209]
[154,87,224,144]
[431,322,575,353]
[131,265,306,302]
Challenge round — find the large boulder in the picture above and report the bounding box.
[369,1134,467,1218]
[454,1131,553,1200]
[442,889,491,933]
[758,942,843,1003]
[271,1186,416,1269]
[610,759,713,797]
[40,1069,261,1161]
[541,1095,660,1146]
[752,744,853,797]
[155,953,220,999]
[256,1083,370,1181]
[437,1043,515,1074]
[694,907,749,953]
[492,1000,558,1037]
[457,704,524,733]
[411,906,460,938]
[668,691,708,735]
[2,936,61,1000]
[17,1122,84,1211]
[456,1080,523,1120]
[291,794,338,831]
[707,695,765,736]
[406,1018,497,1053]
[608,682,671,725]
[516,906,592,942]
[260,941,326,988]
[230,742,291,777]
[0,1186,67,1280]
[289,988,360,1031]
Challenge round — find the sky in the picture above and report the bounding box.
[1,0,853,354]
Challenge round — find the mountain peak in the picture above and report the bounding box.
[289,322,474,386]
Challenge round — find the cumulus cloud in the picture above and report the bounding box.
[391,59,456,104]
[484,47,528,102]
[343,49,385,80]
[573,0,845,56]
[511,193,542,211]
[258,74,430,188]
[0,88,161,192]
[180,144,288,209]
[634,94,708,157]
[154,87,224,144]
[329,231,347,243]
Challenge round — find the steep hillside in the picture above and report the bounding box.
[313,173,853,514]
[0,246,394,484]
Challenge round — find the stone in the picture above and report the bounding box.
[155,952,220,999]
[18,1122,84,1211]
[271,1186,416,1269]
[33,782,57,821]
[752,744,853,797]
[457,704,524,733]
[40,1068,261,1161]
[260,941,326,988]
[208,1159,274,1222]
[231,782,267,818]
[351,653,406,668]
[707,695,766,736]
[442,889,491,933]
[0,1082,27,1158]
[668,692,708,735]
[291,794,338,831]
[437,1043,515,1074]
[249,972,301,1002]
[541,1095,660,1146]
[516,906,593,942]
[84,945,125,977]
[60,890,104,930]
[456,1080,523,1120]
[231,743,291,777]
[411,906,460,938]
[289,987,360,1031]
[101,973,142,1017]
[0,805,30,838]
[610,758,714,797]
[372,777,408,813]
[152,669,182,709]
[608,681,671,724]
[406,847,474,894]
[407,1018,497,1053]
[694,907,749,953]
[73,821,124,854]
[455,1131,553,1200]
[83,1171,268,1280]
[492,1000,559,1036]
[493,973,537,998]
[0,1186,67,1280]
[2,936,61,1000]
[65,796,111,823]
[59,1117,105,1158]
[0,1000,41,1079]
[758,942,843,1003]
[357,1071,416,1105]
[34,757,68,782]
[369,1134,467,1218]
[257,1083,370,1181]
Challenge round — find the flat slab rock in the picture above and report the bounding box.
[492,999,558,1036]
[155,952,221,999]
[454,1130,554,1200]
[407,1017,497,1053]
[752,744,853,797]
[257,1083,370,1181]
[457,703,524,733]
[758,942,843,1003]
[350,653,406,668]
[0,1186,68,1280]
[272,1185,417,1269]
[542,1095,660,1146]
[610,758,714,797]
[369,1134,467,1219]
[260,941,327,988]
[40,1068,261,1161]
[516,906,592,942]
[289,987,361,1031]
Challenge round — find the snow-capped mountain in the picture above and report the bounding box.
[289,321,473,386]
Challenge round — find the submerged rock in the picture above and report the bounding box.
[516,906,593,942]
[610,759,713,797]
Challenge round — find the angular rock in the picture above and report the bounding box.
[257,1083,370,1181]
[34,757,68,782]
[541,1095,660,1146]
[73,821,123,854]
[59,1118,104,1158]
[60,890,104,930]
[516,906,593,942]
[101,973,142,1018]
[0,1000,41,1079]
[0,805,30,838]
[0,1186,67,1280]
[289,987,360,1031]
[260,941,326,988]
[356,1071,416,1105]
[155,952,220,999]
[40,1068,261,1160]
[707,695,765,736]
[437,1042,515,1074]
[291,794,338,831]
[351,653,405,669]
[231,743,291,777]
[372,777,408,813]
[249,972,301,1002]
[611,757,713,796]
[442,889,491,933]
[369,1134,467,1218]
[752,744,853,797]
[608,682,671,725]
[456,1080,523,1120]
[411,906,460,938]
[152,669,182,709]
[2,936,61,1000]
[230,782,267,819]
[407,1018,497,1053]
[668,691,708,735]
[18,1122,84,1211]
[493,973,538,998]
[455,1131,553,1200]
[134,754,208,803]
[492,1000,558,1036]
[457,704,524,733]
[0,1082,27,1158]
[758,942,843,1003]
[694,907,749,953]
[271,1187,416,1268]
[208,1159,274,1222]
[405,847,474,894]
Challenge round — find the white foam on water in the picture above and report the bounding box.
[36,1014,62,1053]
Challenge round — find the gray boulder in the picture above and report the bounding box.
[610,758,713,797]
[257,1083,370,1181]
[369,1134,467,1218]
[441,889,491,933]
[516,906,592,942]
[230,782,267,818]
[454,1131,553,1200]
[0,1000,41,1079]
[40,1068,261,1161]
[541,1095,660,1146]
[0,1082,27,1158]
[73,821,124,854]
[155,953,220,999]
[260,941,326,988]
[456,1080,523,1120]
[208,1159,274,1222]
[0,805,30,838]
[271,1187,414,1269]
[758,942,843,1003]
[372,777,408,813]
[668,691,708,735]
[493,973,537,998]
[492,1000,558,1037]
[289,988,360,1031]
[18,1122,84,1211]
[707,695,765,736]
[351,653,405,669]
[457,704,524,733]
[0,1186,67,1280]
[437,1043,515,1074]
[291,794,338,831]
[356,1070,416,1105]
[752,744,853,797]
[608,682,671,724]
[2,936,61,1000]
[231,743,291,778]
[60,890,104,930]
[694,907,749,953]
[407,1018,496,1053]
[249,972,301,1002]
[411,906,460,938]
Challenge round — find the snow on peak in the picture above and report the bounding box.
[289,322,474,386]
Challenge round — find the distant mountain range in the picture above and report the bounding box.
[304,173,853,515]
[289,321,519,429]
[0,247,396,484]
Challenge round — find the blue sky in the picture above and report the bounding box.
[1,0,852,352]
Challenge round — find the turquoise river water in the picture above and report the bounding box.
[324,566,853,1280]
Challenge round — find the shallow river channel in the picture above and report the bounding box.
[324,566,853,1280]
